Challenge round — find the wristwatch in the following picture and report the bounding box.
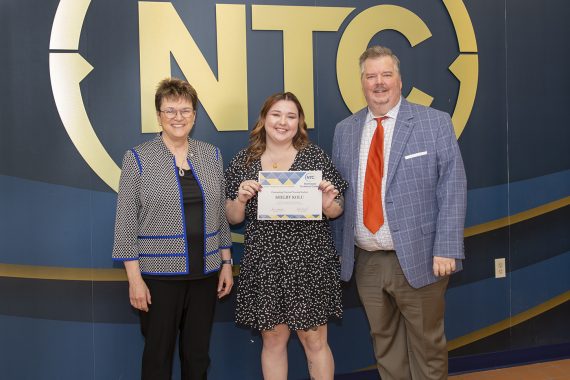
[221,258,233,266]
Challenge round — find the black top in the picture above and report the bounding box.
[143,168,213,280]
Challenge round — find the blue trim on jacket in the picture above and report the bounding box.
[173,156,190,274]
[130,148,143,175]
[138,235,184,239]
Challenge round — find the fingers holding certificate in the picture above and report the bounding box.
[237,180,262,204]
[319,180,343,219]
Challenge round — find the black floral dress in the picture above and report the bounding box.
[225,144,348,331]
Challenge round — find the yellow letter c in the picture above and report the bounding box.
[336,5,433,113]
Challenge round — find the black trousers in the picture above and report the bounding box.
[140,275,218,380]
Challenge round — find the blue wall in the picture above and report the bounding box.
[1,0,569,378]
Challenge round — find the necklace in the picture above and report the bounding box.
[266,154,279,169]
[162,138,189,177]
[265,146,294,170]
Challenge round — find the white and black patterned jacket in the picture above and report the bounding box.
[112,135,232,275]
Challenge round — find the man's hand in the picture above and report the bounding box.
[433,256,456,277]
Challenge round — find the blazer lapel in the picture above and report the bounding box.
[386,99,415,189]
[350,108,368,187]
[186,138,202,179]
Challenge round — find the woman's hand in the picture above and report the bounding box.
[319,180,343,219]
[124,260,151,312]
[237,180,262,204]
[226,180,262,224]
[319,180,339,210]
[217,264,234,299]
[128,277,152,312]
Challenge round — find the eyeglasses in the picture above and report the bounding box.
[160,108,194,119]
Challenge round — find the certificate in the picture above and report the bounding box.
[257,171,322,220]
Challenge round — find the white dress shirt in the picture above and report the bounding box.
[355,97,402,251]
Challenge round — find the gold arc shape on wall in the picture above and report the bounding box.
[50,0,478,191]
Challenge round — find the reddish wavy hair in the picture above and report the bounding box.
[245,92,309,166]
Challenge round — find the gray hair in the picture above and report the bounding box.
[359,45,401,76]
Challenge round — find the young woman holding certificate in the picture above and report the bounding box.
[225,92,347,380]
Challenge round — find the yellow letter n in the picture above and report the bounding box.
[139,2,248,132]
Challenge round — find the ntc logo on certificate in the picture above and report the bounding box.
[257,171,323,220]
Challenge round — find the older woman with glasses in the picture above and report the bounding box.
[112,77,233,379]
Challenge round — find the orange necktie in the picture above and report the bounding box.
[363,116,387,233]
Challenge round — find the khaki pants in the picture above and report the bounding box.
[355,247,449,380]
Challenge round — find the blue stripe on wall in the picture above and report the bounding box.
[465,169,570,226]
[1,172,568,267]
[445,251,570,339]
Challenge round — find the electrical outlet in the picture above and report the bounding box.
[495,258,506,278]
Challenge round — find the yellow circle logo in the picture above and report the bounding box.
[49,0,478,192]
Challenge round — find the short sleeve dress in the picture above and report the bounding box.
[225,143,348,331]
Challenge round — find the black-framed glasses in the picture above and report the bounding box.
[160,108,194,119]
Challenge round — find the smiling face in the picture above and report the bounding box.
[361,55,402,116]
[263,99,300,146]
[157,97,196,143]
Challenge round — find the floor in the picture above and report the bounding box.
[449,359,570,380]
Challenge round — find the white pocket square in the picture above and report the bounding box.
[405,151,427,160]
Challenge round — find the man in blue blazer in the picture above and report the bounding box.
[331,46,467,379]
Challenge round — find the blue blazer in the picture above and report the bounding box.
[331,98,467,288]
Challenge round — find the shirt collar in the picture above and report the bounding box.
[366,96,402,123]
